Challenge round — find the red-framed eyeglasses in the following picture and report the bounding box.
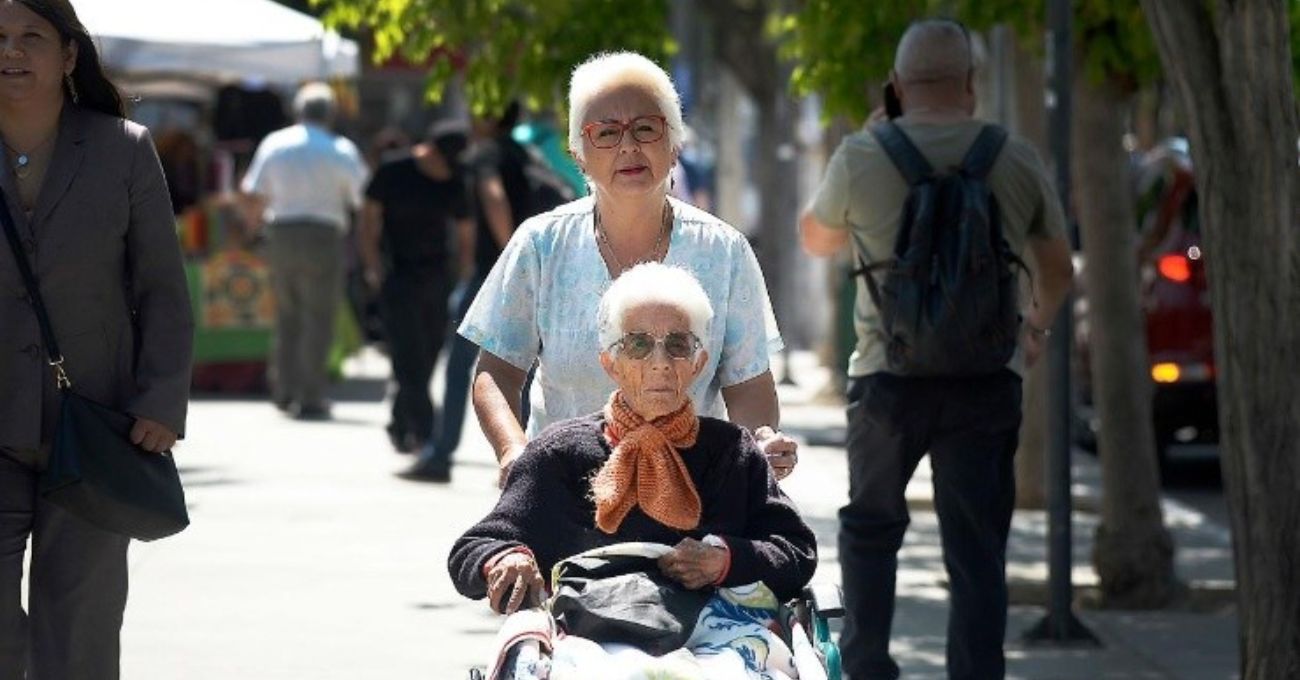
[581,115,668,149]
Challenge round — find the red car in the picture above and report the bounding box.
[1074,139,1218,466]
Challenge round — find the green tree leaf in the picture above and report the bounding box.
[311,0,674,121]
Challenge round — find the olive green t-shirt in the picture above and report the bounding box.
[811,119,1067,378]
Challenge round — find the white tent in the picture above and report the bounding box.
[75,0,360,84]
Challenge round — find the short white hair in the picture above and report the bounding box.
[597,263,712,352]
[294,82,336,123]
[567,51,685,162]
[894,20,974,83]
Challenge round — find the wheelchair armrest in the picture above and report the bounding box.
[804,583,845,619]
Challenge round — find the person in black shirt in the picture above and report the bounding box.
[469,102,535,275]
[360,123,474,459]
[403,104,537,481]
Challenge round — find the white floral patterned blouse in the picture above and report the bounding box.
[458,196,783,437]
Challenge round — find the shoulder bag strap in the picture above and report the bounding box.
[0,187,70,388]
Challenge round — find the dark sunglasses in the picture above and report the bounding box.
[611,331,701,360]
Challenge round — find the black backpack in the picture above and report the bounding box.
[851,121,1027,376]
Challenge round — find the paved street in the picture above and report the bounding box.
[117,350,1239,679]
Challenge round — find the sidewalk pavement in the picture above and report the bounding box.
[116,349,1238,679]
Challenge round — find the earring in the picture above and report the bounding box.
[64,73,78,104]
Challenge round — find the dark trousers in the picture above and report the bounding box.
[419,270,535,471]
[265,221,345,409]
[839,370,1022,680]
[429,272,484,461]
[0,448,130,680]
[379,266,452,447]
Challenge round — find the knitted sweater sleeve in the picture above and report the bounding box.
[715,435,818,601]
[446,444,565,600]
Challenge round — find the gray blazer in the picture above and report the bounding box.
[0,106,193,452]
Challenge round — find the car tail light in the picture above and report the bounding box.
[1152,362,1213,383]
[1157,254,1192,283]
[1152,363,1181,383]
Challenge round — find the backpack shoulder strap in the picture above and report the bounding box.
[869,121,934,186]
[960,125,1009,180]
[849,254,891,312]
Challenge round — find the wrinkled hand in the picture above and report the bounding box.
[754,426,798,481]
[1020,323,1048,368]
[658,538,727,590]
[497,443,527,489]
[130,417,177,453]
[486,550,545,615]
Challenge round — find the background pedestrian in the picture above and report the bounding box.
[360,122,474,461]
[240,81,369,420]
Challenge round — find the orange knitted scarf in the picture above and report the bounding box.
[590,391,702,534]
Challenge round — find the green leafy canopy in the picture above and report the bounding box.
[784,0,1180,122]
[311,0,675,119]
[311,0,1298,124]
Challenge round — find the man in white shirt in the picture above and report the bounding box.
[241,82,369,419]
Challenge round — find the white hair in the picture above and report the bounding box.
[567,51,685,162]
[597,263,713,352]
[294,81,336,123]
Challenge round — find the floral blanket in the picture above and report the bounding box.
[490,544,821,680]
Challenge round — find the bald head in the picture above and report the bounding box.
[893,20,972,85]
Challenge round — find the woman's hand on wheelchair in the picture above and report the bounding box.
[658,538,728,590]
[754,426,798,481]
[486,551,545,615]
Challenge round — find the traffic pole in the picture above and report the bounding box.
[1024,0,1099,646]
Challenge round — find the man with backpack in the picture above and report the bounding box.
[402,103,572,481]
[800,20,1074,680]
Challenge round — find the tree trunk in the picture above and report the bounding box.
[1073,73,1180,608]
[754,78,801,347]
[821,116,858,397]
[1009,29,1050,509]
[1141,2,1300,676]
[700,1,802,351]
[1015,348,1049,509]
[1011,34,1049,157]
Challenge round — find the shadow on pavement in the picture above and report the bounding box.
[190,376,387,404]
[328,376,388,403]
[412,602,458,611]
[1161,456,1222,489]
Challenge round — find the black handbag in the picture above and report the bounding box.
[550,550,711,656]
[1,187,189,541]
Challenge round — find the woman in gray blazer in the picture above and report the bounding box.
[0,1,193,677]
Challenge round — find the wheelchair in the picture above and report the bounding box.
[792,583,846,679]
[468,583,845,680]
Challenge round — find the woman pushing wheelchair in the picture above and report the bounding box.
[448,263,818,678]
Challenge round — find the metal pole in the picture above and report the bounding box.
[1024,0,1098,646]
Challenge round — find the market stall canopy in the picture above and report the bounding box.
[75,0,359,83]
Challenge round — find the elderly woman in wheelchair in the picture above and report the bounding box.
[448,263,832,679]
